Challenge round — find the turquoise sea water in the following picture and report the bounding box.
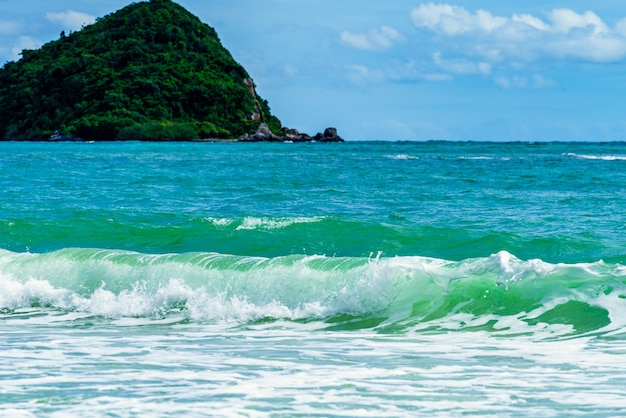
[1,140,626,416]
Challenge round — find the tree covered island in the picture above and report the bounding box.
[0,0,343,142]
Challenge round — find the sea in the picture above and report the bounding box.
[1,140,626,417]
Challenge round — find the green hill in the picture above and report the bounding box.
[0,0,282,141]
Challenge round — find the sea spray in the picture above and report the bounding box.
[0,248,623,337]
[3,141,626,415]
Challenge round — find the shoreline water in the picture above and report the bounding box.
[2,136,626,144]
[1,140,626,416]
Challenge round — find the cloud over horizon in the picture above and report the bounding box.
[0,20,21,36]
[411,3,626,63]
[340,26,404,51]
[45,10,96,31]
[11,36,41,60]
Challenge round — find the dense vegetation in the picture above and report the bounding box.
[0,0,282,140]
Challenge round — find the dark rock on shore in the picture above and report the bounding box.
[49,130,82,141]
[240,123,344,143]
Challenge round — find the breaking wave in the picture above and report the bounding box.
[204,216,326,230]
[564,153,626,161]
[0,248,625,338]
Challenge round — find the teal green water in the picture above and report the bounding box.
[2,141,626,416]
[3,141,626,262]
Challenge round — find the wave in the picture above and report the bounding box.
[1,248,625,337]
[387,154,519,161]
[564,153,626,161]
[456,156,511,161]
[6,215,618,264]
[386,154,420,160]
[204,216,326,230]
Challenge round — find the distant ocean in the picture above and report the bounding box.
[2,141,626,416]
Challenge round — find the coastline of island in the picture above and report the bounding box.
[0,123,344,143]
[0,0,344,143]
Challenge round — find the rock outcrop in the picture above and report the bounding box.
[240,123,344,142]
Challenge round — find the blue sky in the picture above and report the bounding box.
[1,0,626,141]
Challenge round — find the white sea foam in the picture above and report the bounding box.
[235,216,325,230]
[457,156,512,161]
[565,152,626,161]
[0,251,397,322]
[458,156,494,160]
[2,253,626,416]
[387,154,420,160]
[203,217,234,227]
[3,317,626,417]
[1,249,624,336]
[203,216,326,230]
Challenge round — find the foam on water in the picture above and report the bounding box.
[3,142,626,415]
[564,152,626,161]
[1,248,624,338]
[235,216,326,230]
[2,314,626,417]
[203,215,326,230]
[386,154,420,160]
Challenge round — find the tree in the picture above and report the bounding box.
[0,0,280,140]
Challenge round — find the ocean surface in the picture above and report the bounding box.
[1,140,626,417]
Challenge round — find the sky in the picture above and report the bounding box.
[1,1,626,141]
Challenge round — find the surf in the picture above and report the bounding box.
[0,248,624,338]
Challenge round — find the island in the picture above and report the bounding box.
[0,0,343,142]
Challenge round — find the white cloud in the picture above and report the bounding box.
[495,74,556,90]
[341,26,404,51]
[0,20,21,35]
[410,3,626,63]
[342,5,626,89]
[386,59,452,82]
[411,3,506,35]
[11,36,42,60]
[615,18,626,36]
[45,10,96,31]
[549,9,607,34]
[511,14,549,31]
[347,60,452,85]
[433,52,491,75]
[283,64,298,77]
[347,64,377,84]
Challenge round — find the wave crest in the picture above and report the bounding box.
[0,248,624,336]
[203,216,326,230]
[564,153,626,161]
